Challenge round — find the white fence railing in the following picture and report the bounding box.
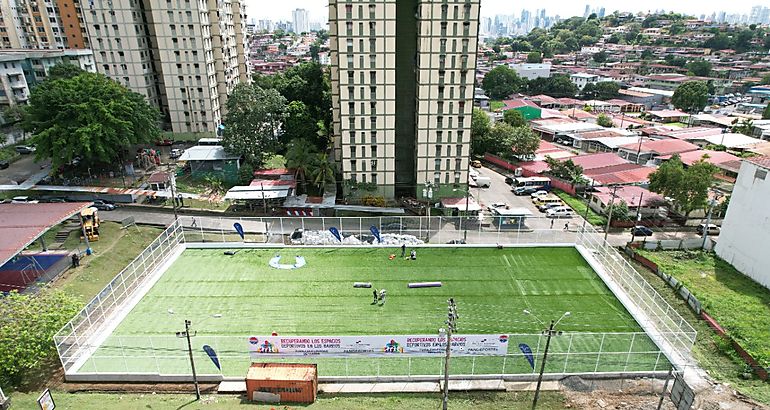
[54,216,696,379]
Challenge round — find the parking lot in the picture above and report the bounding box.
[470,165,702,246]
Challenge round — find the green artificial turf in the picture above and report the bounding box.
[74,247,667,377]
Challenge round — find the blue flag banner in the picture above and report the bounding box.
[369,226,382,243]
[233,222,245,240]
[202,344,221,370]
[518,343,535,369]
[329,227,342,242]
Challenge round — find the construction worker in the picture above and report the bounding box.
[379,289,387,305]
[372,288,379,305]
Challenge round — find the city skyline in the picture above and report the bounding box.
[243,0,767,22]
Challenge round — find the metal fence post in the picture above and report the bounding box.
[594,334,606,373]
[624,333,637,372]
[563,333,574,373]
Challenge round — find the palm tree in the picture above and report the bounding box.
[285,138,318,193]
[311,153,335,193]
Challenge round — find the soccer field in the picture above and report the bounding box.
[75,247,668,377]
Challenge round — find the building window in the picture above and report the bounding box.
[755,168,767,180]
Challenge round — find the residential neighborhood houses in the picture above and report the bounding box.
[2,2,770,410]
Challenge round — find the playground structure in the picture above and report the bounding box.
[80,207,100,242]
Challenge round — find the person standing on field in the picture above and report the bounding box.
[372,288,378,304]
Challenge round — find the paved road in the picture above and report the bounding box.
[0,154,50,186]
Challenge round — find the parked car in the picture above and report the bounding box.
[504,175,516,185]
[15,145,36,154]
[0,160,9,169]
[170,148,185,159]
[546,206,574,218]
[631,226,654,236]
[155,139,174,146]
[43,197,67,203]
[92,199,116,211]
[696,223,720,235]
[470,160,482,168]
[11,196,39,204]
[538,202,564,212]
[474,176,491,188]
[513,186,539,196]
[487,202,507,211]
[530,190,549,200]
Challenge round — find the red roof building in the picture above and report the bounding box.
[617,139,699,164]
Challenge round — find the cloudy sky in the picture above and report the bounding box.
[243,0,762,22]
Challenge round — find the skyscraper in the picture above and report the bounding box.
[329,0,480,199]
[83,0,250,133]
[292,8,310,34]
[0,0,89,49]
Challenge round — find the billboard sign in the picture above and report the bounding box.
[248,334,509,359]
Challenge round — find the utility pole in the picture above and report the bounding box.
[176,320,200,400]
[630,191,644,243]
[580,180,594,233]
[603,185,621,242]
[441,298,458,410]
[702,189,721,249]
[526,311,570,410]
[169,164,179,221]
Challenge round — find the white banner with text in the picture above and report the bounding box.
[248,334,510,358]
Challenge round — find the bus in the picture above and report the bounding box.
[512,177,551,189]
[198,138,223,146]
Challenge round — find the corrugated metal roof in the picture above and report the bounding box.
[618,139,699,155]
[178,146,240,161]
[565,153,631,171]
[0,203,92,267]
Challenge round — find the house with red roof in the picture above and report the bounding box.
[657,149,742,180]
[617,139,699,165]
[589,185,663,217]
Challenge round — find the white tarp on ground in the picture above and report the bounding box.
[248,334,509,358]
[293,230,424,246]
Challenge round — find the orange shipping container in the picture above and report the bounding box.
[245,363,318,404]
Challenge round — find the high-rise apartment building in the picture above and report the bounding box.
[292,8,309,34]
[329,0,480,199]
[82,0,250,133]
[0,0,89,49]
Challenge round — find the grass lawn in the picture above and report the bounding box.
[637,250,770,370]
[553,190,607,226]
[490,101,505,111]
[75,247,664,377]
[54,221,163,302]
[627,253,770,405]
[6,390,569,410]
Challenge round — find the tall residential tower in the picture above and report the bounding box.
[82,0,250,133]
[329,0,480,199]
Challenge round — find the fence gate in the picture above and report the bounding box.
[670,372,695,410]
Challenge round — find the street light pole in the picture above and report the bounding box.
[441,298,458,410]
[702,189,721,249]
[604,185,620,242]
[176,320,200,400]
[525,311,570,410]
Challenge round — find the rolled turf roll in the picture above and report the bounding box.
[408,282,442,288]
[353,282,372,288]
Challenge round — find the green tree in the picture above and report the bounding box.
[704,33,731,50]
[272,62,332,148]
[0,289,81,387]
[509,125,540,158]
[482,65,525,99]
[46,62,85,80]
[732,118,754,136]
[310,153,335,192]
[640,49,654,60]
[222,83,287,167]
[597,113,614,128]
[649,155,717,217]
[608,200,631,221]
[24,72,160,171]
[668,22,685,35]
[526,51,543,63]
[545,157,585,184]
[763,104,770,120]
[238,161,255,185]
[686,59,712,77]
[593,51,608,64]
[761,74,770,85]
[2,105,24,125]
[671,81,709,113]
[283,101,318,143]
[502,109,527,127]
[285,138,319,193]
[526,75,578,98]
[471,108,491,155]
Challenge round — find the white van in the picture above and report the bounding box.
[474,176,491,188]
[697,223,720,235]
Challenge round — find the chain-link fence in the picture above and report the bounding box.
[54,216,696,381]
